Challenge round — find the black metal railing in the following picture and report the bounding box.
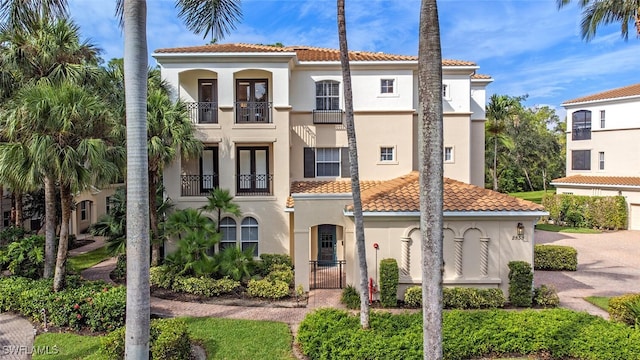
[186,102,218,124]
[312,109,344,124]
[236,173,273,196]
[235,101,272,123]
[181,174,219,196]
[309,260,346,289]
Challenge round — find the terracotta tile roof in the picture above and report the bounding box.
[286,179,382,208]
[288,172,544,212]
[552,175,640,187]
[154,43,476,66]
[563,83,640,105]
[471,73,492,80]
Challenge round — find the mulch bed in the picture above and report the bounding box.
[151,287,308,308]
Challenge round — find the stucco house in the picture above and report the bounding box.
[552,83,640,230]
[152,43,546,296]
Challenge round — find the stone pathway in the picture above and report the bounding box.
[0,314,34,360]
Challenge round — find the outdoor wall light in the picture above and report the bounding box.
[512,222,525,241]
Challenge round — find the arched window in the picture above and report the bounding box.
[315,80,340,110]
[241,217,259,256]
[572,110,591,140]
[219,217,237,252]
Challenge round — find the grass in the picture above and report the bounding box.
[508,190,550,204]
[33,317,295,360]
[535,223,601,234]
[67,246,112,273]
[585,296,610,311]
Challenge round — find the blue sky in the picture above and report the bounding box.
[68,0,639,118]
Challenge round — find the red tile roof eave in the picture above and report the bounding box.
[562,83,640,105]
[562,94,640,107]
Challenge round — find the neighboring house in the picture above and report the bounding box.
[70,184,121,236]
[153,43,546,295]
[552,83,640,230]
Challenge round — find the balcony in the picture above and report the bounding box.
[181,174,219,196]
[186,102,218,124]
[313,109,344,124]
[235,101,272,123]
[236,173,273,196]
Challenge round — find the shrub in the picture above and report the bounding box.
[534,245,577,271]
[213,246,256,282]
[247,278,289,299]
[149,265,175,289]
[297,308,640,360]
[266,265,294,285]
[379,258,399,308]
[404,286,422,308]
[0,235,45,278]
[533,284,560,308]
[111,254,126,281]
[100,318,191,359]
[257,253,292,276]
[0,226,26,246]
[171,276,241,297]
[341,285,360,310]
[542,194,627,230]
[508,261,533,307]
[609,293,640,325]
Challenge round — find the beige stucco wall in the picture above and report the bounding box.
[566,127,640,177]
[71,184,122,235]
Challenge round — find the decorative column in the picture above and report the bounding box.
[400,237,411,276]
[454,237,464,278]
[480,237,490,277]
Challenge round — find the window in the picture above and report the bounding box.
[316,148,341,177]
[599,152,605,170]
[380,79,395,94]
[572,110,591,140]
[304,147,348,178]
[315,80,340,110]
[444,147,454,162]
[237,147,270,195]
[600,110,605,129]
[442,83,450,99]
[3,211,10,227]
[241,217,258,256]
[380,147,394,162]
[236,79,269,123]
[106,196,111,214]
[219,217,237,252]
[80,201,87,221]
[201,147,219,191]
[571,150,591,170]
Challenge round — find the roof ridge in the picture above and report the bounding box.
[564,82,640,104]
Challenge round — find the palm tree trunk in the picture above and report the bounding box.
[53,185,72,292]
[123,0,151,358]
[419,0,444,358]
[14,191,23,227]
[149,169,160,266]
[43,176,57,278]
[337,0,369,329]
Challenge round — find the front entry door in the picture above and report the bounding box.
[318,224,337,264]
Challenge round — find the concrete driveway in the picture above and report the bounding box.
[534,229,640,318]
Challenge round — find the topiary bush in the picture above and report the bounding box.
[609,293,640,325]
[534,245,577,271]
[100,318,191,359]
[533,284,560,308]
[403,286,505,309]
[247,278,289,299]
[508,261,533,307]
[379,258,399,308]
[340,285,360,310]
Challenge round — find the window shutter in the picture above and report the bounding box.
[304,147,315,178]
[341,147,350,178]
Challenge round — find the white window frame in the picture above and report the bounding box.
[80,201,87,221]
[315,80,340,111]
[442,83,451,100]
[316,148,341,177]
[241,217,259,257]
[444,146,454,163]
[600,110,605,129]
[599,151,605,171]
[219,217,237,252]
[379,78,397,96]
[378,146,397,164]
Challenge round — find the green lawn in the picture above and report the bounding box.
[33,317,294,360]
[508,190,550,204]
[535,223,601,234]
[67,246,112,273]
[585,296,610,311]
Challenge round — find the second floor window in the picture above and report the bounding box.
[316,148,341,177]
[316,80,340,110]
[572,150,591,170]
[444,147,454,162]
[599,151,605,170]
[572,110,591,140]
[380,79,394,94]
[600,110,605,128]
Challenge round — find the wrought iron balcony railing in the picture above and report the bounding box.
[236,173,273,196]
[312,109,344,124]
[181,174,219,196]
[235,101,272,123]
[186,102,218,124]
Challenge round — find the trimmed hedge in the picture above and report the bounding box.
[403,286,505,309]
[0,276,125,331]
[534,245,578,271]
[508,261,533,307]
[379,258,399,308]
[297,308,640,360]
[247,278,289,299]
[542,194,627,230]
[100,318,191,359]
[150,265,241,297]
[609,293,640,325]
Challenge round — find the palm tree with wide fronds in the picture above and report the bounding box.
[558,0,640,40]
[164,208,219,276]
[200,188,241,234]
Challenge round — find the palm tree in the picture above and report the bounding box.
[176,0,242,42]
[164,208,218,276]
[418,0,444,358]
[337,0,369,329]
[0,0,68,30]
[558,0,640,40]
[200,188,241,234]
[486,94,519,191]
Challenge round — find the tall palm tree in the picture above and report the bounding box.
[0,0,68,30]
[337,0,369,329]
[418,0,444,358]
[486,94,519,191]
[200,188,241,234]
[558,0,640,40]
[176,0,242,42]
